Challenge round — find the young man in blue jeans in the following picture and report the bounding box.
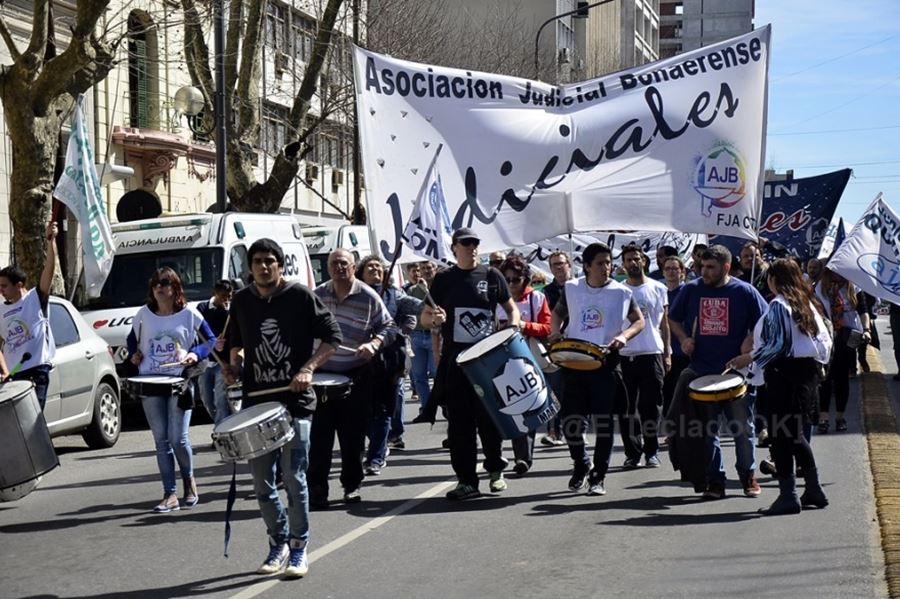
[223,239,342,579]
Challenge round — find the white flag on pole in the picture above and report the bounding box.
[401,145,454,264]
[827,194,900,302]
[53,95,115,298]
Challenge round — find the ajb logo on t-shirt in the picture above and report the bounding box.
[700,298,729,335]
[580,306,603,332]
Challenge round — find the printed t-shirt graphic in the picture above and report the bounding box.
[254,318,293,383]
[700,297,730,335]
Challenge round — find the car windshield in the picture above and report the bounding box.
[82,248,223,309]
[309,253,330,285]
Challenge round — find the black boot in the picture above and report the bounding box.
[759,475,801,516]
[800,467,829,509]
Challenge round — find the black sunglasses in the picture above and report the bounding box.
[457,239,479,247]
[153,279,172,288]
[505,276,524,284]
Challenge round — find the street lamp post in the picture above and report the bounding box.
[213,0,227,213]
[533,0,616,79]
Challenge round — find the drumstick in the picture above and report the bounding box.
[337,344,358,353]
[246,385,292,398]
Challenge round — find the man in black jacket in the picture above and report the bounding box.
[224,238,342,579]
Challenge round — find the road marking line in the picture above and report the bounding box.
[228,479,456,599]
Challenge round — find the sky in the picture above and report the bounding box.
[755,0,900,225]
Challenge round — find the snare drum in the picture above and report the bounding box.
[211,402,294,462]
[688,373,747,402]
[456,328,559,439]
[0,381,58,500]
[311,372,351,403]
[124,375,187,398]
[548,339,608,371]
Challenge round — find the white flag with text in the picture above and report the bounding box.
[53,96,115,298]
[401,150,454,264]
[827,195,900,302]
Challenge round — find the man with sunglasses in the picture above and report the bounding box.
[428,228,521,500]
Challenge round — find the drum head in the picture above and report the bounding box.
[312,373,351,387]
[127,375,185,384]
[457,328,518,364]
[0,381,35,403]
[213,402,285,433]
[689,373,744,393]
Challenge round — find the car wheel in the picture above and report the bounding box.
[82,382,121,449]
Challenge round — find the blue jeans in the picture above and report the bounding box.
[389,380,405,440]
[198,364,229,425]
[140,395,193,496]
[248,418,311,547]
[410,330,436,408]
[367,380,404,466]
[702,393,757,484]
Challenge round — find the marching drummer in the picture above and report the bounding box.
[126,267,216,513]
[310,249,398,509]
[549,242,645,497]
[223,238,342,579]
[0,221,58,409]
[667,244,767,500]
[428,227,521,500]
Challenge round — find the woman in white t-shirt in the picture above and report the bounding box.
[126,268,215,513]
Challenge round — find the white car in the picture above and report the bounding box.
[44,296,121,448]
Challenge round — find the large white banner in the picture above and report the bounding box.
[53,95,115,297]
[354,27,770,263]
[828,195,900,302]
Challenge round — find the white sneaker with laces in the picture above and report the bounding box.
[257,543,289,575]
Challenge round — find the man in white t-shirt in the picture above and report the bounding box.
[550,242,645,497]
[0,221,58,409]
[617,245,671,469]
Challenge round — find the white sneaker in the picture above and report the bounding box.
[256,543,289,575]
[284,545,308,579]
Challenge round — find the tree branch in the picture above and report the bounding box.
[181,0,214,109]
[0,14,22,61]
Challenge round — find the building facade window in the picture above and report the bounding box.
[127,11,159,129]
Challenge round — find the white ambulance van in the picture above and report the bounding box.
[301,224,372,285]
[79,213,315,381]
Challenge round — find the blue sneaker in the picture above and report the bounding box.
[256,541,289,575]
[284,543,308,579]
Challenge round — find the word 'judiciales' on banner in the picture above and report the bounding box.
[353,27,771,264]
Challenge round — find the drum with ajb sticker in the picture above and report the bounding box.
[211,402,294,462]
[688,373,747,402]
[124,375,187,397]
[0,381,58,501]
[548,339,608,371]
[456,328,559,439]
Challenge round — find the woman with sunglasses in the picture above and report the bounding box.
[126,267,216,513]
[497,255,553,476]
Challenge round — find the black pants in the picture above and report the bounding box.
[766,358,818,476]
[308,368,371,497]
[819,343,855,414]
[560,364,618,479]
[442,359,506,488]
[618,354,664,460]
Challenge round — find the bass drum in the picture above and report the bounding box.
[0,381,58,502]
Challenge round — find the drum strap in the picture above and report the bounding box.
[223,463,237,558]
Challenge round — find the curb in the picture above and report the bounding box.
[861,347,900,598]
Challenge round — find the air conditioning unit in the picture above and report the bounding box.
[274,50,288,77]
[558,47,571,65]
[305,163,319,182]
[332,169,344,190]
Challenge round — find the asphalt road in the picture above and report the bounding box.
[0,366,891,599]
